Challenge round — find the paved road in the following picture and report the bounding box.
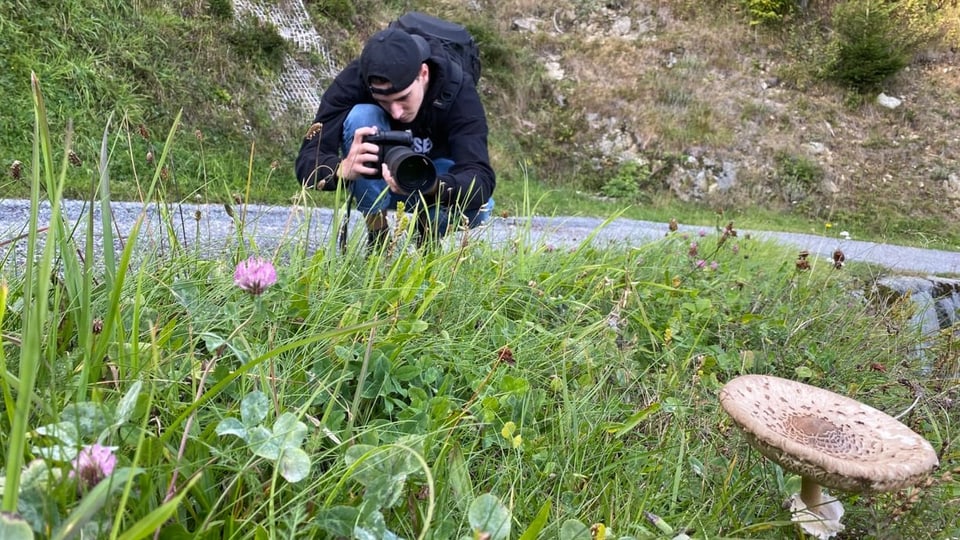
[516,215,960,276]
[1,199,958,276]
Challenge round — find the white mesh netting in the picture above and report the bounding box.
[232,0,340,117]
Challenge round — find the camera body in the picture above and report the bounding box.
[362,131,437,194]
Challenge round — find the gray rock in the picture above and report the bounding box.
[875,276,960,372]
[877,92,902,109]
[511,17,540,33]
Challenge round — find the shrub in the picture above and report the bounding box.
[774,151,823,208]
[895,0,950,47]
[824,0,910,92]
[227,15,289,73]
[601,160,652,200]
[207,0,233,20]
[741,0,798,26]
[303,0,356,26]
[464,18,518,87]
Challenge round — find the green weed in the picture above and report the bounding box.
[1,81,956,538]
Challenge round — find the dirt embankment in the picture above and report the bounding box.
[486,2,960,244]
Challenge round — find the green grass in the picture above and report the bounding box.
[492,177,960,252]
[0,78,957,539]
[0,0,297,204]
[4,0,960,253]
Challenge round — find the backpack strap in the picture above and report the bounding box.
[432,58,463,111]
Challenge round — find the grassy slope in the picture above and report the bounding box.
[0,4,957,539]
[0,0,958,250]
[476,0,960,250]
[0,0,293,203]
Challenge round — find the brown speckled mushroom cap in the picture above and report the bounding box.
[719,374,939,493]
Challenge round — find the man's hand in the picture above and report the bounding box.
[338,127,381,181]
[381,163,406,195]
[383,166,439,197]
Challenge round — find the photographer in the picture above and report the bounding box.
[294,18,496,248]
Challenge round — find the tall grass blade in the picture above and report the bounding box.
[114,474,200,540]
[75,114,116,399]
[2,72,67,512]
[99,114,117,289]
[87,111,182,382]
[518,500,551,540]
[51,468,142,540]
[0,280,13,426]
[158,319,382,445]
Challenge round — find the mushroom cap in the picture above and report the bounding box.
[719,374,939,493]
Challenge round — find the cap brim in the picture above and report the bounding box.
[719,374,939,493]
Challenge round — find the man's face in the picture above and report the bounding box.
[371,64,428,124]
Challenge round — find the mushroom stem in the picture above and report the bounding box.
[791,477,845,539]
[800,476,823,510]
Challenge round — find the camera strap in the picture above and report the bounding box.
[337,193,354,253]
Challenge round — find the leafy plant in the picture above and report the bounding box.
[825,0,910,92]
[311,438,430,539]
[773,151,823,209]
[1,72,957,540]
[303,0,356,26]
[601,160,652,200]
[216,391,312,483]
[207,0,233,20]
[741,0,798,26]
[464,494,510,540]
[227,15,290,73]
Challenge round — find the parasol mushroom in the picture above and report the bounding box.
[719,374,939,539]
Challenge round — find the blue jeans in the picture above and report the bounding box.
[342,104,494,238]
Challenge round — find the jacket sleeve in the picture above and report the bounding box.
[294,62,367,190]
[435,82,496,212]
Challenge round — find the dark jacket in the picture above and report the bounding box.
[295,42,495,212]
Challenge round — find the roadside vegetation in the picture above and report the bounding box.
[1,0,959,249]
[0,75,957,539]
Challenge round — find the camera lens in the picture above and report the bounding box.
[383,146,436,193]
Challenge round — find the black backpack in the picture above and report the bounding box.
[389,12,481,110]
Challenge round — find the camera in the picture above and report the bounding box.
[362,131,437,193]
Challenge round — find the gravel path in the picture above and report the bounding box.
[1,199,958,275]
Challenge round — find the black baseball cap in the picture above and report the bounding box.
[359,28,431,95]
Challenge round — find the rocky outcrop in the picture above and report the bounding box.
[874,276,960,370]
[876,276,960,334]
